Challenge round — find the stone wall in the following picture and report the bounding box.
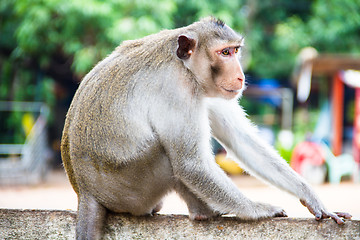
[0,209,359,239]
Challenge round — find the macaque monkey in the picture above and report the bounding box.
[61,17,351,239]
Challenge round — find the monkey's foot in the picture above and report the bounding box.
[191,214,212,221]
[189,207,223,221]
[190,212,221,221]
[253,202,288,219]
[151,201,163,214]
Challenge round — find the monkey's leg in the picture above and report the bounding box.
[175,182,221,220]
[77,193,107,240]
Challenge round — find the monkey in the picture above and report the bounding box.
[61,17,351,239]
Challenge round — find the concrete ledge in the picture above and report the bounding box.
[0,209,359,239]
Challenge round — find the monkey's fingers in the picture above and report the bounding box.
[334,212,352,219]
[320,211,352,224]
[326,212,345,225]
[300,199,335,222]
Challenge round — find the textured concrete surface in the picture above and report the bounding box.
[1,171,359,220]
[0,209,359,240]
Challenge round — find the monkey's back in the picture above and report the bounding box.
[60,28,186,202]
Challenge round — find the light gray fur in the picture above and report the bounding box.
[207,98,325,213]
[61,17,350,240]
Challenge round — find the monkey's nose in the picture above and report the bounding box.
[237,70,245,83]
[237,77,244,89]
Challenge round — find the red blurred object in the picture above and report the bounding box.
[290,141,325,175]
[331,72,344,156]
[354,88,360,164]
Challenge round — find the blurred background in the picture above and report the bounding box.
[0,0,359,219]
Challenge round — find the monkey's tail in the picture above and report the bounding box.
[60,121,80,195]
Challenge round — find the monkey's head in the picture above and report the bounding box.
[176,17,246,100]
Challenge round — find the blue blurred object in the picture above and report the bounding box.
[258,79,281,89]
[256,79,282,107]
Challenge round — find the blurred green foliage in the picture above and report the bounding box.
[2,0,360,89]
[0,0,360,144]
[0,0,248,80]
[270,0,360,78]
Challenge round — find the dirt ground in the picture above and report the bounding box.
[0,170,359,220]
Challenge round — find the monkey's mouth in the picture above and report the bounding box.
[221,87,241,94]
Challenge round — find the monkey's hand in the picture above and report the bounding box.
[300,199,352,224]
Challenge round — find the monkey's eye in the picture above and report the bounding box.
[221,49,230,56]
[234,47,239,54]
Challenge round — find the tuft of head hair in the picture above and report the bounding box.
[212,17,225,28]
[200,16,226,28]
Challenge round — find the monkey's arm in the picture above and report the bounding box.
[153,103,286,220]
[207,98,351,224]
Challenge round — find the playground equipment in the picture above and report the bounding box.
[320,142,357,184]
[291,140,357,184]
[0,101,51,185]
[293,50,360,183]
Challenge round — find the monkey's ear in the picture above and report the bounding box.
[176,35,196,60]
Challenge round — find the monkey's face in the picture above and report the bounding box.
[176,34,245,100]
[207,43,245,99]
[189,42,246,100]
